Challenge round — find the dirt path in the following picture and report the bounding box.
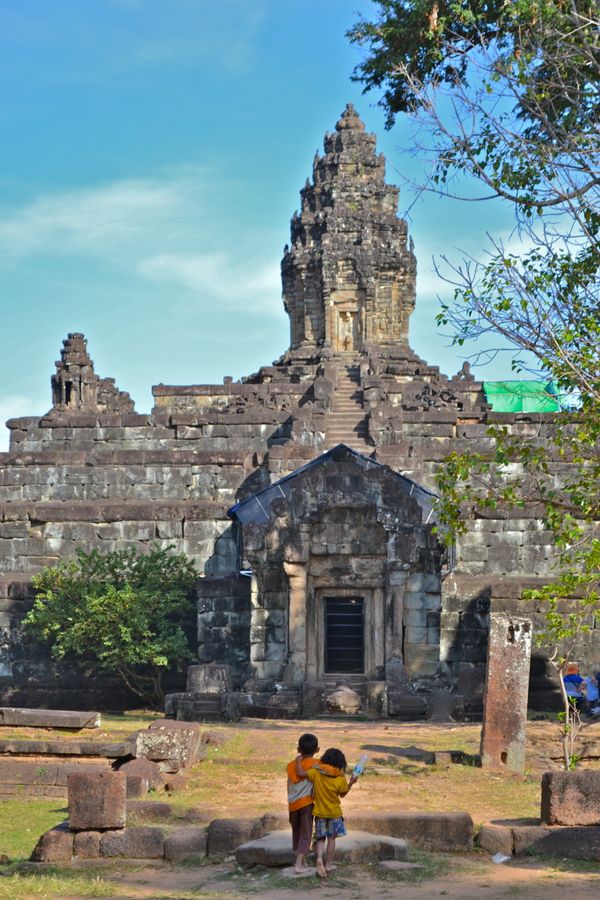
[58,855,600,900]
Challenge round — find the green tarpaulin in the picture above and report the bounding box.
[482,381,562,413]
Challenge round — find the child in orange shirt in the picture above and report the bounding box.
[287,733,322,873]
[296,747,357,877]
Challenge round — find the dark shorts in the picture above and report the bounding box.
[289,804,313,854]
[314,816,347,839]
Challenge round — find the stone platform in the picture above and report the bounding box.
[235,829,409,868]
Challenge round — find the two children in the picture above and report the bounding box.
[287,732,357,877]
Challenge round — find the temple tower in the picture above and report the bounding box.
[281,104,417,354]
[50,332,134,414]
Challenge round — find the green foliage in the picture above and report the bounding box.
[25,545,198,707]
[349,1,599,768]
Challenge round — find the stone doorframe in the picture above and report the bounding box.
[283,559,388,681]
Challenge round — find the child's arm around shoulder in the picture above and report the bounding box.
[295,754,315,779]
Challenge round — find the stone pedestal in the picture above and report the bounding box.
[186,664,231,694]
[67,771,127,831]
[480,615,532,773]
[541,771,600,825]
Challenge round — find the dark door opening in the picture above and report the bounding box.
[324,596,364,674]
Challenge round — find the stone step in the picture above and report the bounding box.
[0,707,101,729]
[326,432,370,440]
[0,739,130,758]
[328,414,367,422]
[0,757,111,797]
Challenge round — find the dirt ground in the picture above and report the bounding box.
[59,855,600,900]
[4,715,600,898]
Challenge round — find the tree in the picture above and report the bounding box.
[349,1,600,757]
[348,2,599,388]
[25,545,198,708]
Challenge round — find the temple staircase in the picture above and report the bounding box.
[325,366,370,452]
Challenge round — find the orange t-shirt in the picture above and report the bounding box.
[286,757,336,812]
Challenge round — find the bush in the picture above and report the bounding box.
[25,545,199,707]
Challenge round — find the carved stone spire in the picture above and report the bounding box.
[50,333,134,414]
[281,104,417,354]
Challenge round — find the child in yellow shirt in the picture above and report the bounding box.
[296,747,357,877]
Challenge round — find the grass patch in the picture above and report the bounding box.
[0,800,66,862]
[0,866,119,899]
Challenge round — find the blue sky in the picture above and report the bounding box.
[0,0,520,450]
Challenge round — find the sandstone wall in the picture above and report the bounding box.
[1,395,588,709]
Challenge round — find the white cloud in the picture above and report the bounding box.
[0,172,283,321]
[138,252,281,314]
[0,178,190,262]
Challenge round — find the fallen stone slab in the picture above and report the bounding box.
[541,770,600,826]
[0,708,100,729]
[478,819,600,862]
[236,830,409,868]
[346,811,473,851]
[100,826,166,859]
[68,771,126,831]
[129,719,202,772]
[30,822,73,863]
[164,827,207,862]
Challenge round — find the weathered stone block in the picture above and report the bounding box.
[118,757,162,791]
[347,812,473,852]
[477,823,513,856]
[163,826,207,862]
[206,818,261,856]
[186,664,231,694]
[30,822,73,862]
[68,771,126,831]
[405,625,427,644]
[100,825,166,858]
[512,824,600,860]
[403,643,439,677]
[125,774,147,798]
[541,771,600,826]
[130,720,202,771]
[73,830,102,859]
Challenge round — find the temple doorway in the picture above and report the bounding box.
[324,596,364,673]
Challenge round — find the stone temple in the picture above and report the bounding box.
[0,105,588,717]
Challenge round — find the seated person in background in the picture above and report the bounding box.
[563,670,585,709]
[583,673,600,716]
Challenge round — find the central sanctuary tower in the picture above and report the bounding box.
[282,104,416,354]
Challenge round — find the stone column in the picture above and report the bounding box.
[480,614,532,773]
[283,560,307,684]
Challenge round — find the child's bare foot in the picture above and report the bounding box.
[294,864,306,874]
[326,863,337,872]
[316,859,327,878]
